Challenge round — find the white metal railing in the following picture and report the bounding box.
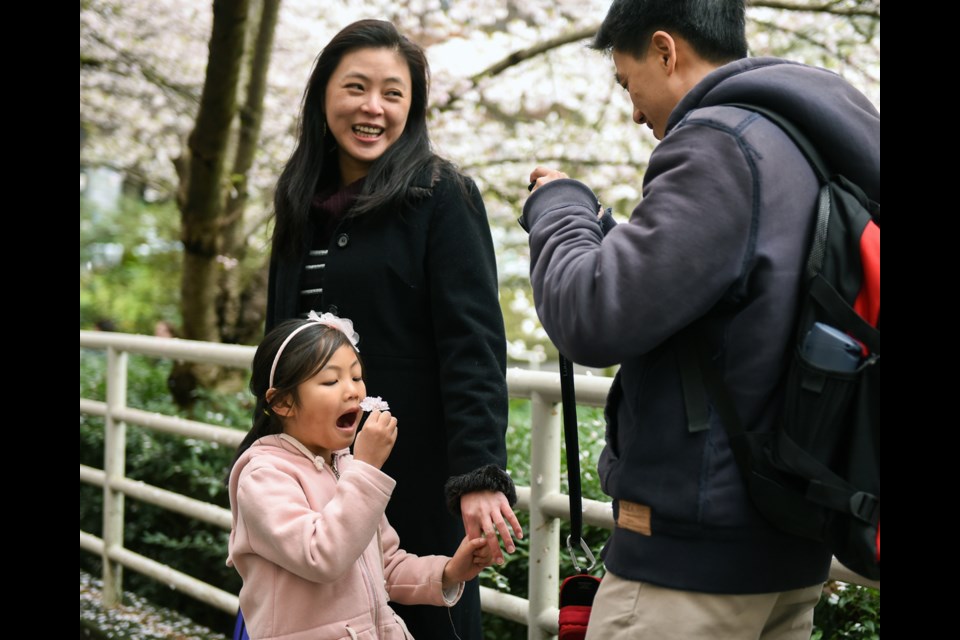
[80,331,878,640]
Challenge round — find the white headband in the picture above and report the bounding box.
[268,310,360,389]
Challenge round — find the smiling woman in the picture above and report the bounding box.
[324,48,412,185]
[256,18,521,640]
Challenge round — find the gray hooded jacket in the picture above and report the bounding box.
[522,58,879,593]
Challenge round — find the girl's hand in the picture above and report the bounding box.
[442,536,491,589]
[353,410,397,470]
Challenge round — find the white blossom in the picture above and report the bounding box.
[360,396,391,412]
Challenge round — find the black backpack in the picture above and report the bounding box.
[679,104,880,581]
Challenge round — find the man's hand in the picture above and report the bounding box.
[529,166,569,193]
[460,490,523,566]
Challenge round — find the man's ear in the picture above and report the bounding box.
[650,30,677,74]
[266,388,295,417]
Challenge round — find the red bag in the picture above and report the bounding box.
[559,574,601,640]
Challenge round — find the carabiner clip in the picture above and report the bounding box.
[566,535,596,573]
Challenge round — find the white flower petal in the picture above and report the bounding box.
[360,396,390,412]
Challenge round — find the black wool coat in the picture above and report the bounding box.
[266,172,509,563]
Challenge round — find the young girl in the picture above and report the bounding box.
[228,312,491,640]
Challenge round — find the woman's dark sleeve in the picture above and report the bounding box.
[425,177,516,515]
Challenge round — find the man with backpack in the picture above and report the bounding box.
[520,1,879,637]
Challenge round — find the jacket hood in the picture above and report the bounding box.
[668,57,880,200]
[234,434,350,475]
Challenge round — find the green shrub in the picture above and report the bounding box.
[814,581,880,639]
[80,195,181,334]
[80,350,249,633]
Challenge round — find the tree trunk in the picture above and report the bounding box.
[172,0,250,404]
[180,0,250,344]
[217,0,281,345]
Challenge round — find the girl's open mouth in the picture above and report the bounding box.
[336,409,360,430]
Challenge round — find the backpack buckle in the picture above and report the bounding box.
[849,491,879,524]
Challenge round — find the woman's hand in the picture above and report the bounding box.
[442,536,493,589]
[353,410,397,469]
[460,490,523,565]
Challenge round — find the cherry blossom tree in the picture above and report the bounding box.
[81,0,880,360]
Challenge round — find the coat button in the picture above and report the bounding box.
[336,233,349,248]
[328,305,338,315]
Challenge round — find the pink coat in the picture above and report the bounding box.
[228,434,462,640]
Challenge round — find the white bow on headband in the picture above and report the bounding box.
[268,311,360,388]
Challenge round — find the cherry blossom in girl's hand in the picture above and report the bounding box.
[360,396,390,412]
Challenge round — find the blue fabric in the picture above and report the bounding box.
[232,609,249,640]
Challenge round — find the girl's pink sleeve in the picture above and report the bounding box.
[380,517,462,606]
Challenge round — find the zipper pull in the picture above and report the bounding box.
[331,454,341,480]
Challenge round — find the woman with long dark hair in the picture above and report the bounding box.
[261,19,520,640]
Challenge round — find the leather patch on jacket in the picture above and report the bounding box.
[617,500,652,536]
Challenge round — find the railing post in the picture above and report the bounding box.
[527,391,561,640]
[102,346,128,606]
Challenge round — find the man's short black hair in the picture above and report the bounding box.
[593,0,748,63]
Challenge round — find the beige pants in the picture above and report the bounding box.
[583,570,822,640]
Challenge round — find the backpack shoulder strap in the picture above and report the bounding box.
[725,103,836,281]
[726,103,830,183]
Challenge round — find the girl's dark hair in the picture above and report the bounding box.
[228,319,363,474]
[272,19,462,257]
